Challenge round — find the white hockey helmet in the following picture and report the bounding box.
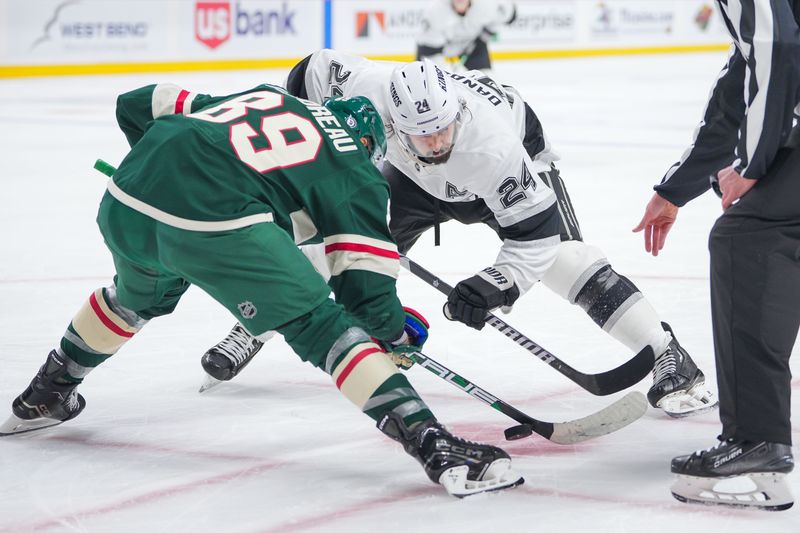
[387,59,463,164]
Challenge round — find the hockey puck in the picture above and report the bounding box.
[504,424,533,441]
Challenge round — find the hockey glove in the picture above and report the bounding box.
[400,307,429,347]
[445,267,520,330]
[385,307,430,370]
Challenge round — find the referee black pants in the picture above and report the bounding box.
[709,144,800,446]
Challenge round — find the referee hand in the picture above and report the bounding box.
[716,165,757,210]
[633,193,679,257]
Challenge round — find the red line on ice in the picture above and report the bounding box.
[253,486,435,533]
[44,433,266,462]
[1,461,287,533]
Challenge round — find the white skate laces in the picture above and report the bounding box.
[650,336,718,418]
[199,327,273,393]
[215,325,258,365]
[651,348,677,384]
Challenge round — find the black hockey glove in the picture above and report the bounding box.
[445,267,520,330]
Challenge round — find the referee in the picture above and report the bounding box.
[633,0,799,510]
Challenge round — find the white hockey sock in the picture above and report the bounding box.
[605,298,670,356]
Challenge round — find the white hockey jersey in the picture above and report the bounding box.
[294,49,561,294]
[417,0,517,58]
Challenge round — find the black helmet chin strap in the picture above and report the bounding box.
[434,199,441,247]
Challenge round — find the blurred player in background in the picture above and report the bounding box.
[417,0,517,74]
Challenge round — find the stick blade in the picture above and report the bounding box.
[548,391,648,444]
[577,346,655,396]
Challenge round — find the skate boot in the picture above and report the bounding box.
[671,438,794,510]
[0,350,86,436]
[199,323,271,392]
[378,412,523,497]
[647,323,717,417]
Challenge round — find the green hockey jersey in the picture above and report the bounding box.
[111,83,404,340]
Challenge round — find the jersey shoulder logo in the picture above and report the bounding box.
[446,181,470,199]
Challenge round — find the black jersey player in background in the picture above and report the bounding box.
[634,0,799,510]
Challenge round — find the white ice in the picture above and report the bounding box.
[1,53,798,533]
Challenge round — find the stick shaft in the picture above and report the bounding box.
[399,255,654,395]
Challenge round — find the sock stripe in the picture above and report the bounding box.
[335,347,381,389]
[89,292,134,338]
[324,242,400,259]
[174,89,189,114]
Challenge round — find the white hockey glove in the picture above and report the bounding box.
[445,267,520,330]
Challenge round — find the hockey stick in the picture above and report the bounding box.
[410,350,647,444]
[400,255,655,396]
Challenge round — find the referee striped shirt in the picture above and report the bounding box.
[655,0,800,206]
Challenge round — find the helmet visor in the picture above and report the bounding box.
[398,115,461,162]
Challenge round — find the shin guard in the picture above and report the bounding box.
[326,328,432,426]
[60,286,147,379]
[542,241,668,354]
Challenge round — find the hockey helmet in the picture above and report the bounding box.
[387,59,463,164]
[324,96,387,170]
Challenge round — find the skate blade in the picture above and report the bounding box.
[438,459,524,498]
[199,374,223,393]
[0,413,64,437]
[671,473,794,511]
[659,383,719,418]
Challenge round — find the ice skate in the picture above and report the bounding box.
[671,438,794,510]
[378,412,523,497]
[199,324,271,392]
[648,323,717,417]
[0,350,86,436]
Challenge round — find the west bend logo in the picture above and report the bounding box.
[195,1,296,50]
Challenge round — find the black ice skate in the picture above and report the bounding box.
[671,438,794,510]
[199,324,271,393]
[0,350,86,436]
[378,412,523,497]
[647,323,717,417]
